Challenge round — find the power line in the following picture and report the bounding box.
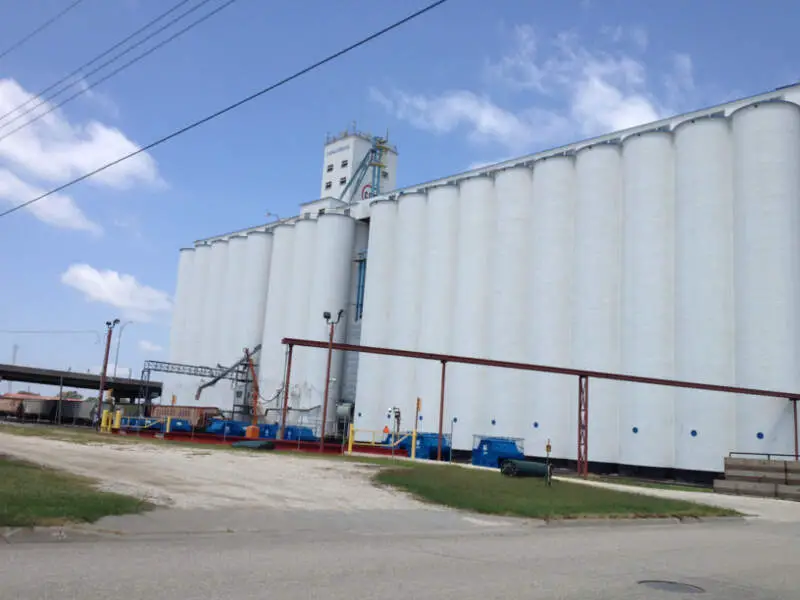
[0,0,239,144]
[0,0,225,137]
[0,0,450,221]
[0,0,195,127]
[0,0,87,63]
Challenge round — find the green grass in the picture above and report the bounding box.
[0,456,150,527]
[0,423,239,453]
[372,462,736,520]
[582,475,713,493]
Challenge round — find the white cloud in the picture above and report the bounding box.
[138,340,163,354]
[373,26,697,155]
[0,169,101,234]
[370,87,571,154]
[0,78,161,230]
[601,25,648,51]
[61,264,172,322]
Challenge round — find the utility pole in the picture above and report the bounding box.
[96,319,119,428]
[319,309,344,451]
[112,321,132,380]
[8,343,18,393]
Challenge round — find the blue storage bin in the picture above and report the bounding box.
[283,425,317,442]
[206,420,247,437]
[472,436,525,468]
[259,423,279,439]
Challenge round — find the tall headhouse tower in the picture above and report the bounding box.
[319,125,399,203]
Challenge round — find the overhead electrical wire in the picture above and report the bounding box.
[0,0,196,127]
[0,0,229,138]
[0,0,87,63]
[0,0,451,221]
[0,0,239,144]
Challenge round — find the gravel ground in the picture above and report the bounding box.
[0,433,424,512]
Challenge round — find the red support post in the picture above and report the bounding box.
[437,360,447,461]
[577,375,589,478]
[319,322,335,452]
[279,344,294,440]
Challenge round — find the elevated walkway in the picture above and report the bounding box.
[714,456,800,501]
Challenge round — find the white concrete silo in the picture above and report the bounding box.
[620,130,676,468]
[305,212,357,434]
[488,167,532,441]
[572,142,623,465]
[387,192,427,433]
[284,218,318,413]
[449,175,494,450]
[417,184,458,434]
[219,235,248,368]
[527,156,576,460]
[259,224,295,414]
[183,243,212,369]
[354,199,398,437]
[198,238,230,407]
[240,230,273,360]
[164,247,195,404]
[674,115,735,472]
[732,100,800,455]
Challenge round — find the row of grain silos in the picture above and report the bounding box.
[164,210,360,434]
[257,213,359,434]
[165,230,273,408]
[354,99,800,473]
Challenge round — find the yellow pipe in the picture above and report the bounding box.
[165,416,172,434]
[113,410,122,430]
[347,423,354,455]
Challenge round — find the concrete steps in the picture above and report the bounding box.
[714,457,800,501]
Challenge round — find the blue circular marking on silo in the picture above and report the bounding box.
[533,421,539,428]
[357,412,362,418]
[491,419,496,426]
[452,417,458,423]
[418,415,423,421]
[632,426,639,434]
[690,430,697,437]
[757,432,764,440]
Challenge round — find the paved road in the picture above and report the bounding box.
[2,508,798,599]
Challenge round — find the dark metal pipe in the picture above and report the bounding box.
[437,360,447,461]
[319,322,335,451]
[794,399,798,461]
[281,337,800,400]
[279,344,294,440]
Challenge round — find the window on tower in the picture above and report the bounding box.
[326,164,333,172]
[325,181,332,190]
[382,170,389,179]
[339,176,347,185]
[341,159,349,168]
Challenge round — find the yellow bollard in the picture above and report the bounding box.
[100,409,110,433]
[347,423,354,455]
[411,428,417,460]
[113,410,122,430]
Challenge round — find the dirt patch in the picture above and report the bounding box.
[0,433,423,512]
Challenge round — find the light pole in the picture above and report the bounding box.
[7,344,18,393]
[319,309,344,451]
[112,321,133,380]
[95,319,120,428]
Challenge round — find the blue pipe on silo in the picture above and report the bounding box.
[355,252,367,321]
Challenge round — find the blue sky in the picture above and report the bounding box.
[0,0,795,392]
